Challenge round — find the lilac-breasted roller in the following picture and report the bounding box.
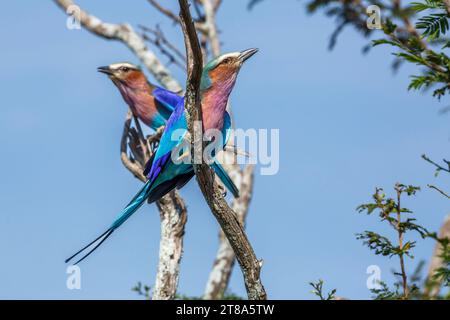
[97,62,239,198]
[66,49,258,264]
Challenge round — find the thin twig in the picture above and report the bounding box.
[54,0,182,92]
[428,184,450,199]
[213,0,223,12]
[141,33,186,70]
[192,0,206,22]
[395,184,409,299]
[140,25,187,62]
[422,154,450,174]
[147,0,208,34]
[148,0,181,24]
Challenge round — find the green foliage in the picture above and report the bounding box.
[411,0,445,12]
[435,250,450,286]
[300,0,450,100]
[132,282,151,299]
[221,291,245,300]
[417,13,449,39]
[309,279,337,300]
[175,290,243,300]
[429,235,450,287]
[370,281,402,300]
[357,182,450,299]
[132,282,243,300]
[250,0,450,300]
[383,18,398,35]
[356,185,428,263]
[356,231,397,256]
[377,1,450,99]
[356,184,429,299]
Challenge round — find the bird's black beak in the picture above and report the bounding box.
[97,66,114,75]
[239,48,258,62]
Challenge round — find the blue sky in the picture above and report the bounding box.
[0,0,448,299]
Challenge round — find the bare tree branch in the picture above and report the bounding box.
[428,184,450,199]
[153,191,187,300]
[54,0,182,92]
[192,0,206,22]
[140,25,186,62]
[201,0,221,57]
[139,25,186,70]
[185,0,258,300]
[178,0,266,300]
[204,164,255,299]
[120,110,147,182]
[213,0,223,12]
[425,214,450,297]
[148,0,181,24]
[147,0,208,34]
[423,154,450,174]
[198,0,257,299]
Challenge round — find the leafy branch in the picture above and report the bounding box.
[301,0,450,100]
[309,279,337,300]
[357,184,430,299]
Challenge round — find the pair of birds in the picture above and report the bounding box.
[66,48,258,264]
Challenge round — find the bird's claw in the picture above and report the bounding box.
[217,183,227,198]
[224,145,251,158]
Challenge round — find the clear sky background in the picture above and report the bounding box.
[0,0,448,299]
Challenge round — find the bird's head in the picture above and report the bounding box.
[201,48,258,92]
[98,62,147,89]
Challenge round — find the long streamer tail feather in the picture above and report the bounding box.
[211,161,240,198]
[65,180,153,264]
[65,228,115,265]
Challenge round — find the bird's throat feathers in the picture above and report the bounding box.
[201,66,238,131]
[111,71,160,127]
[112,70,149,91]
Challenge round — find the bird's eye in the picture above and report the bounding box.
[121,67,130,72]
[222,58,232,65]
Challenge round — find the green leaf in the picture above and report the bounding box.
[372,39,402,48]
[410,0,444,12]
[383,19,398,34]
[417,13,449,39]
[395,52,426,65]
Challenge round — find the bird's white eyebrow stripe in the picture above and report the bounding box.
[217,52,240,63]
[109,62,138,70]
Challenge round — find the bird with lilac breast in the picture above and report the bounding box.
[97,62,239,198]
[66,49,258,265]
[97,62,179,129]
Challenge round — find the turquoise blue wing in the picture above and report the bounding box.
[146,98,188,183]
[152,86,182,120]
